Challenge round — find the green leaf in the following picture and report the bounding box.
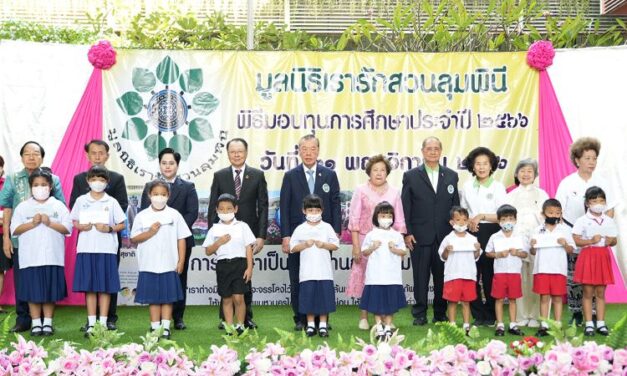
[169,134,192,160]
[132,68,156,92]
[143,134,167,159]
[116,92,144,116]
[156,55,180,85]
[192,92,219,116]
[122,117,148,140]
[188,118,213,141]
[179,69,203,93]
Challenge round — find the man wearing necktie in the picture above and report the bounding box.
[208,138,268,329]
[279,134,341,331]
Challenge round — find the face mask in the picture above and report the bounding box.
[378,218,393,229]
[589,204,606,214]
[218,213,235,222]
[500,222,515,232]
[32,186,50,201]
[89,181,107,193]
[150,195,168,210]
[306,214,322,223]
[545,217,560,225]
[453,224,467,233]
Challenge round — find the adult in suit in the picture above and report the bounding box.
[402,137,459,326]
[208,138,268,329]
[140,148,199,330]
[280,134,341,331]
[69,140,129,331]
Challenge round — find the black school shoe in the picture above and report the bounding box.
[536,327,549,337]
[305,326,316,337]
[318,327,329,338]
[495,327,505,336]
[508,326,524,336]
[596,326,609,336]
[584,326,595,337]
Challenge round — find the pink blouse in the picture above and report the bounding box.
[348,182,407,236]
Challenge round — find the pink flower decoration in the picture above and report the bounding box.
[88,40,117,70]
[527,40,555,71]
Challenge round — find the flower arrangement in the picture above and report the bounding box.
[526,40,556,71]
[87,40,117,70]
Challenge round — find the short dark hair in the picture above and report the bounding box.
[86,165,110,181]
[217,193,238,207]
[365,154,392,176]
[148,180,170,194]
[463,147,499,176]
[28,167,54,194]
[372,201,395,228]
[226,138,248,151]
[303,194,323,210]
[0,155,4,168]
[542,198,562,213]
[158,148,181,165]
[20,141,45,158]
[496,204,517,220]
[450,206,469,219]
[84,139,110,153]
[584,186,606,203]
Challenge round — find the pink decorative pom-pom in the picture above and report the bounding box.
[526,40,555,71]
[88,40,117,70]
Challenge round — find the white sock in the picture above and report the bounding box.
[497,322,505,329]
[32,318,43,328]
[151,321,161,330]
[307,321,315,328]
[509,322,517,329]
[541,321,549,329]
[383,325,391,332]
[88,315,97,326]
[99,316,108,325]
[43,317,53,327]
[161,320,171,330]
[319,322,327,329]
[586,320,594,327]
[463,323,470,330]
[597,320,606,328]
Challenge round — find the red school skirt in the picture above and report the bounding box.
[574,246,614,286]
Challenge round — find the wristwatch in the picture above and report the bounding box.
[108,226,114,233]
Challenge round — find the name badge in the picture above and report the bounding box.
[447,184,454,194]
[322,183,330,193]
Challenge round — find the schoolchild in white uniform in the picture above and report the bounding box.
[130,180,191,340]
[10,168,72,337]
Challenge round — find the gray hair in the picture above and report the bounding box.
[421,136,442,150]
[514,158,538,184]
[299,134,320,148]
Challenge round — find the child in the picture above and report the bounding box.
[10,168,71,336]
[203,193,255,335]
[359,201,408,341]
[485,204,528,336]
[130,180,191,339]
[438,206,482,335]
[289,194,339,338]
[70,166,126,336]
[572,186,617,336]
[529,199,575,337]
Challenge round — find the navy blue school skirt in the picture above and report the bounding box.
[73,253,120,294]
[135,271,183,304]
[17,265,67,303]
[359,284,407,315]
[298,280,336,315]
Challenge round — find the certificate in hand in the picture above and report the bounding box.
[533,234,559,248]
[79,210,109,225]
[493,236,524,252]
[449,236,476,252]
[145,212,174,226]
[593,224,618,238]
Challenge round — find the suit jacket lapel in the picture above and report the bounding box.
[314,166,325,193]
[296,164,310,194]
[238,165,251,198]
[418,165,435,194]
[225,167,237,195]
[168,177,182,204]
[435,166,446,195]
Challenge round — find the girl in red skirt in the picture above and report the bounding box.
[572,186,618,337]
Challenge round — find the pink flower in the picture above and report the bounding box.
[526,40,555,71]
[88,40,117,70]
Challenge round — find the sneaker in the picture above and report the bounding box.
[527,319,540,328]
[305,326,316,337]
[358,319,370,330]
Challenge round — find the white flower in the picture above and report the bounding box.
[513,341,520,347]
[139,362,156,372]
[377,342,392,359]
[254,358,272,372]
[477,360,491,375]
[536,342,544,349]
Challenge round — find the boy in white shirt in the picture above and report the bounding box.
[485,204,528,337]
[438,206,482,335]
[203,193,255,335]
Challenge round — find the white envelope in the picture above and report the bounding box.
[533,234,559,248]
[144,212,174,226]
[493,236,524,252]
[593,225,618,238]
[449,236,476,252]
[79,210,109,225]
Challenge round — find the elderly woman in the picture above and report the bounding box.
[460,146,507,327]
[555,137,617,326]
[346,154,406,330]
[506,159,549,328]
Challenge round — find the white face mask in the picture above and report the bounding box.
[150,195,168,210]
[589,204,606,214]
[306,214,322,223]
[218,213,235,222]
[32,186,50,201]
[378,218,393,229]
[453,224,467,233]
[89,181,107,193]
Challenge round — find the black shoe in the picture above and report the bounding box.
[465,327,471,336]
[596,325,609,336]
[495,327,505,336]
[218,321,225,330]
[318,327,329,338]
[79,323,88,332]
[174,320,186,330]
[11,323,30,333]
[536,327,549,337]
[106,322,117,331]
[584,326,595,337]
[294,322,305,331]
[42,325,55,337]
[570,312,583,327]
[413,317,427,326]
[84,326,94,338]
[30,326,43,337]
[244,319,257,330]
[508,326,524,336]
[305,326,316,337]
[236,326,245,336]
[161,328,171,340]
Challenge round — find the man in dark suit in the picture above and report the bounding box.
[401,137,459,326]
[208,138,268,329]
[69,139,128,331]
[280,134,341,331]
[140,148,199,330]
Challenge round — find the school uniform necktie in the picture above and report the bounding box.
[307,170,315,194]
[234,169,242,199]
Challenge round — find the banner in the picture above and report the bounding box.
[103,50,539,305]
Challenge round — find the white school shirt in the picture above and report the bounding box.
[531,223,574,276]
[555,172,617,225]
[362,227,405,285]
[131,206,192,273]
[202,220,256,260]
[572,211,617,248]
[289,221,339,282]
[485,230,528,274]
[438,231,481,282]
[70,193,126,255]
[10,197,72,269]
[460,178,507,222]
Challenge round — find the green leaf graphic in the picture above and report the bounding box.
[169,134,192,161]
[192,92,219,116]
[179,69,203,93]
[156,55,180,85]
[143,134,167,159]
[132,68,156,92]
[116,92,143,116]
[122,117,148,141]
[188,118,213,141]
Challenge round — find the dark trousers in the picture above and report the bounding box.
[410,242,447,320]
[287,252,304,324]
[470,223,500,322]
[173,246,193,322]
[13,248,32,327]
